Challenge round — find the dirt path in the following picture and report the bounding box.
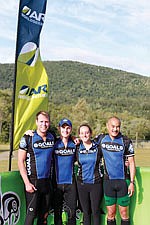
[0,150,18,161]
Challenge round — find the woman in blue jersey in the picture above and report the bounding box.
[76,123,103,225]
[53,118,77,225]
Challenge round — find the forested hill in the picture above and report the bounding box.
[0,60,150,120]
[44,61,150,118]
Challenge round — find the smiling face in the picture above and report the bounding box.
[59,124,72,138]
[36,113,50,135]
[107,117,121,140]
[78,125,92,144]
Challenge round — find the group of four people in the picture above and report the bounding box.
[18,111,136,225]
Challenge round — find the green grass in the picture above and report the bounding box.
[0,146,18,172]
[0,144,10,151]
[0,158,18,172]
[135,147,150,167]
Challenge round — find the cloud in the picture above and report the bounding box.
[0,46,16,63]
[0,2,18,41]
[0,0,150,76]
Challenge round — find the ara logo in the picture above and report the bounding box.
[21,6,45,25]
[19,84,47,97]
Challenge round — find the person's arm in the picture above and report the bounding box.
[18,149,37,193]
[128,156,136,197]
[93,133,105,144]
[71,135,80,145]
[24,130,34,136]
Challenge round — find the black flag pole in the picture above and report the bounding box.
[8,0,21,171]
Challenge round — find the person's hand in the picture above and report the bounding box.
[125,159,129,167]
[72,136,81,145]
[74,137,80,145]
[25,130,34,136]
[25,182,37,193]
[128,183,134,197]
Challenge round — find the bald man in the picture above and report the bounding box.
[95,116,136,225]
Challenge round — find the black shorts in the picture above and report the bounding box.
[25,178,52,217]
[104,179,130,206]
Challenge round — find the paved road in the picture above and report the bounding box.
[0,150,18,161]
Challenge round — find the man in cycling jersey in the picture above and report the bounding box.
[96,116,136,225]
[18,111,55,225]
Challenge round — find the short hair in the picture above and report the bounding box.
[36,111,50,121]
[78,123,92,134]
[107,116,121,124]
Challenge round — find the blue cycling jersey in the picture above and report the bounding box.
[19,131,54,179]
[76,141,103,184]
[54,137,76,184]
[98,133,134,180]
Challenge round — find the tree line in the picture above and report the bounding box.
[0,61,149,143]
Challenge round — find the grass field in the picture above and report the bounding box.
[0,143,150,173]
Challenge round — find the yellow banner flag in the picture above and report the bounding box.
[13,0,48,150]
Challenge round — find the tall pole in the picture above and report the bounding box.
[8,0,21,171]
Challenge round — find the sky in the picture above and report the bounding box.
[0,0,150,77]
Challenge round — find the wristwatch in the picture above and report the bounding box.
[130,180,135,185]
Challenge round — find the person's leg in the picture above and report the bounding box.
[107,218,116,225]
[35,179,53,225]
[117,180,130,225]
[90,182,103,225]
[64,182,77,225]
[37,213,49,225]
[119,206,130,225]
[54,186,64,225]
[121,218,130,225]
[119,205,129,220]
[77,181,91,225]
[103,180,117,224]
[24,191,38,225]
[37,192,51,225]
[106,205,117,221]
